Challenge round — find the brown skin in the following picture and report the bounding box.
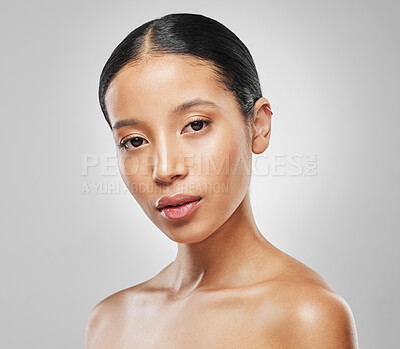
[85,54,359,348]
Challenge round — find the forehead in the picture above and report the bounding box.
[104,54,235,122]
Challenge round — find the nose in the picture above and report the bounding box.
[152,140,188,185]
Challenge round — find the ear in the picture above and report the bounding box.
[251,97,272,154]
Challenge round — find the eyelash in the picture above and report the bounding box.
[118,117,211,150]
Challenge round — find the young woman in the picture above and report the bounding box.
[85,13,358,348]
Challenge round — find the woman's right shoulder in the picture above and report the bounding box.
[87,262,173,327]
[84,281,152,348]
[94,281,147,309]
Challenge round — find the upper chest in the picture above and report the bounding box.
[107,287,289,349]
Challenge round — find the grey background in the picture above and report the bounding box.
[1,0,399,348]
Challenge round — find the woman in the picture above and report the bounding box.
[85,13,358,348]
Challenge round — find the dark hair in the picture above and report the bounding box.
[99,13,263,128]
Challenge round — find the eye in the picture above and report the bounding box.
[182,118,211,134]
[119,118,211,150]
[119,136,148,149]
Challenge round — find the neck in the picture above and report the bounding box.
[167,191,276,295]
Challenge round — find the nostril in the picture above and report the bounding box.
[152,150,188,184]
[154,174,182,186]
[155,179,170,186]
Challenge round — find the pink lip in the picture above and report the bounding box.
[156,193,202,220]
[156,193,202,209]
[160,199,202,220]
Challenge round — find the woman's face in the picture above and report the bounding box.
[105,54,254,243]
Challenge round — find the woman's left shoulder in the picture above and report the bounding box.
[260,257,359,348]
[283,282,359,348]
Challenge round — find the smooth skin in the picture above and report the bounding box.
[85,54,358,348]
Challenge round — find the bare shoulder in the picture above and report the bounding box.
[84,263,174,348]
[84,281,151,349]
[262,252,359,348]
[284,284,358,348]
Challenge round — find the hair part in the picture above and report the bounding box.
[99,13,263,129]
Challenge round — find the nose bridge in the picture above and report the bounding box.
[152,132,186,183]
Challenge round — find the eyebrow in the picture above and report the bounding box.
[111,98,219,130]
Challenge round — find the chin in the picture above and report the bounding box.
[163,226,215,244]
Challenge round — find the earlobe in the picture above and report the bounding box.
[251,98,272,155]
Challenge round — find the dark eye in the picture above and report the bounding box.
[183,119,210,134]
[121,136,147,149]
[191,121,205,131]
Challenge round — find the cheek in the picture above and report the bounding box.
[198,126,251,194]
[117,154,151,204]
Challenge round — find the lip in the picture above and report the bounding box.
[156,193,202,220]
[156,193,202,210]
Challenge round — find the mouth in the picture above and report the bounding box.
[160,199,202,220]
[156,194,202,220]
